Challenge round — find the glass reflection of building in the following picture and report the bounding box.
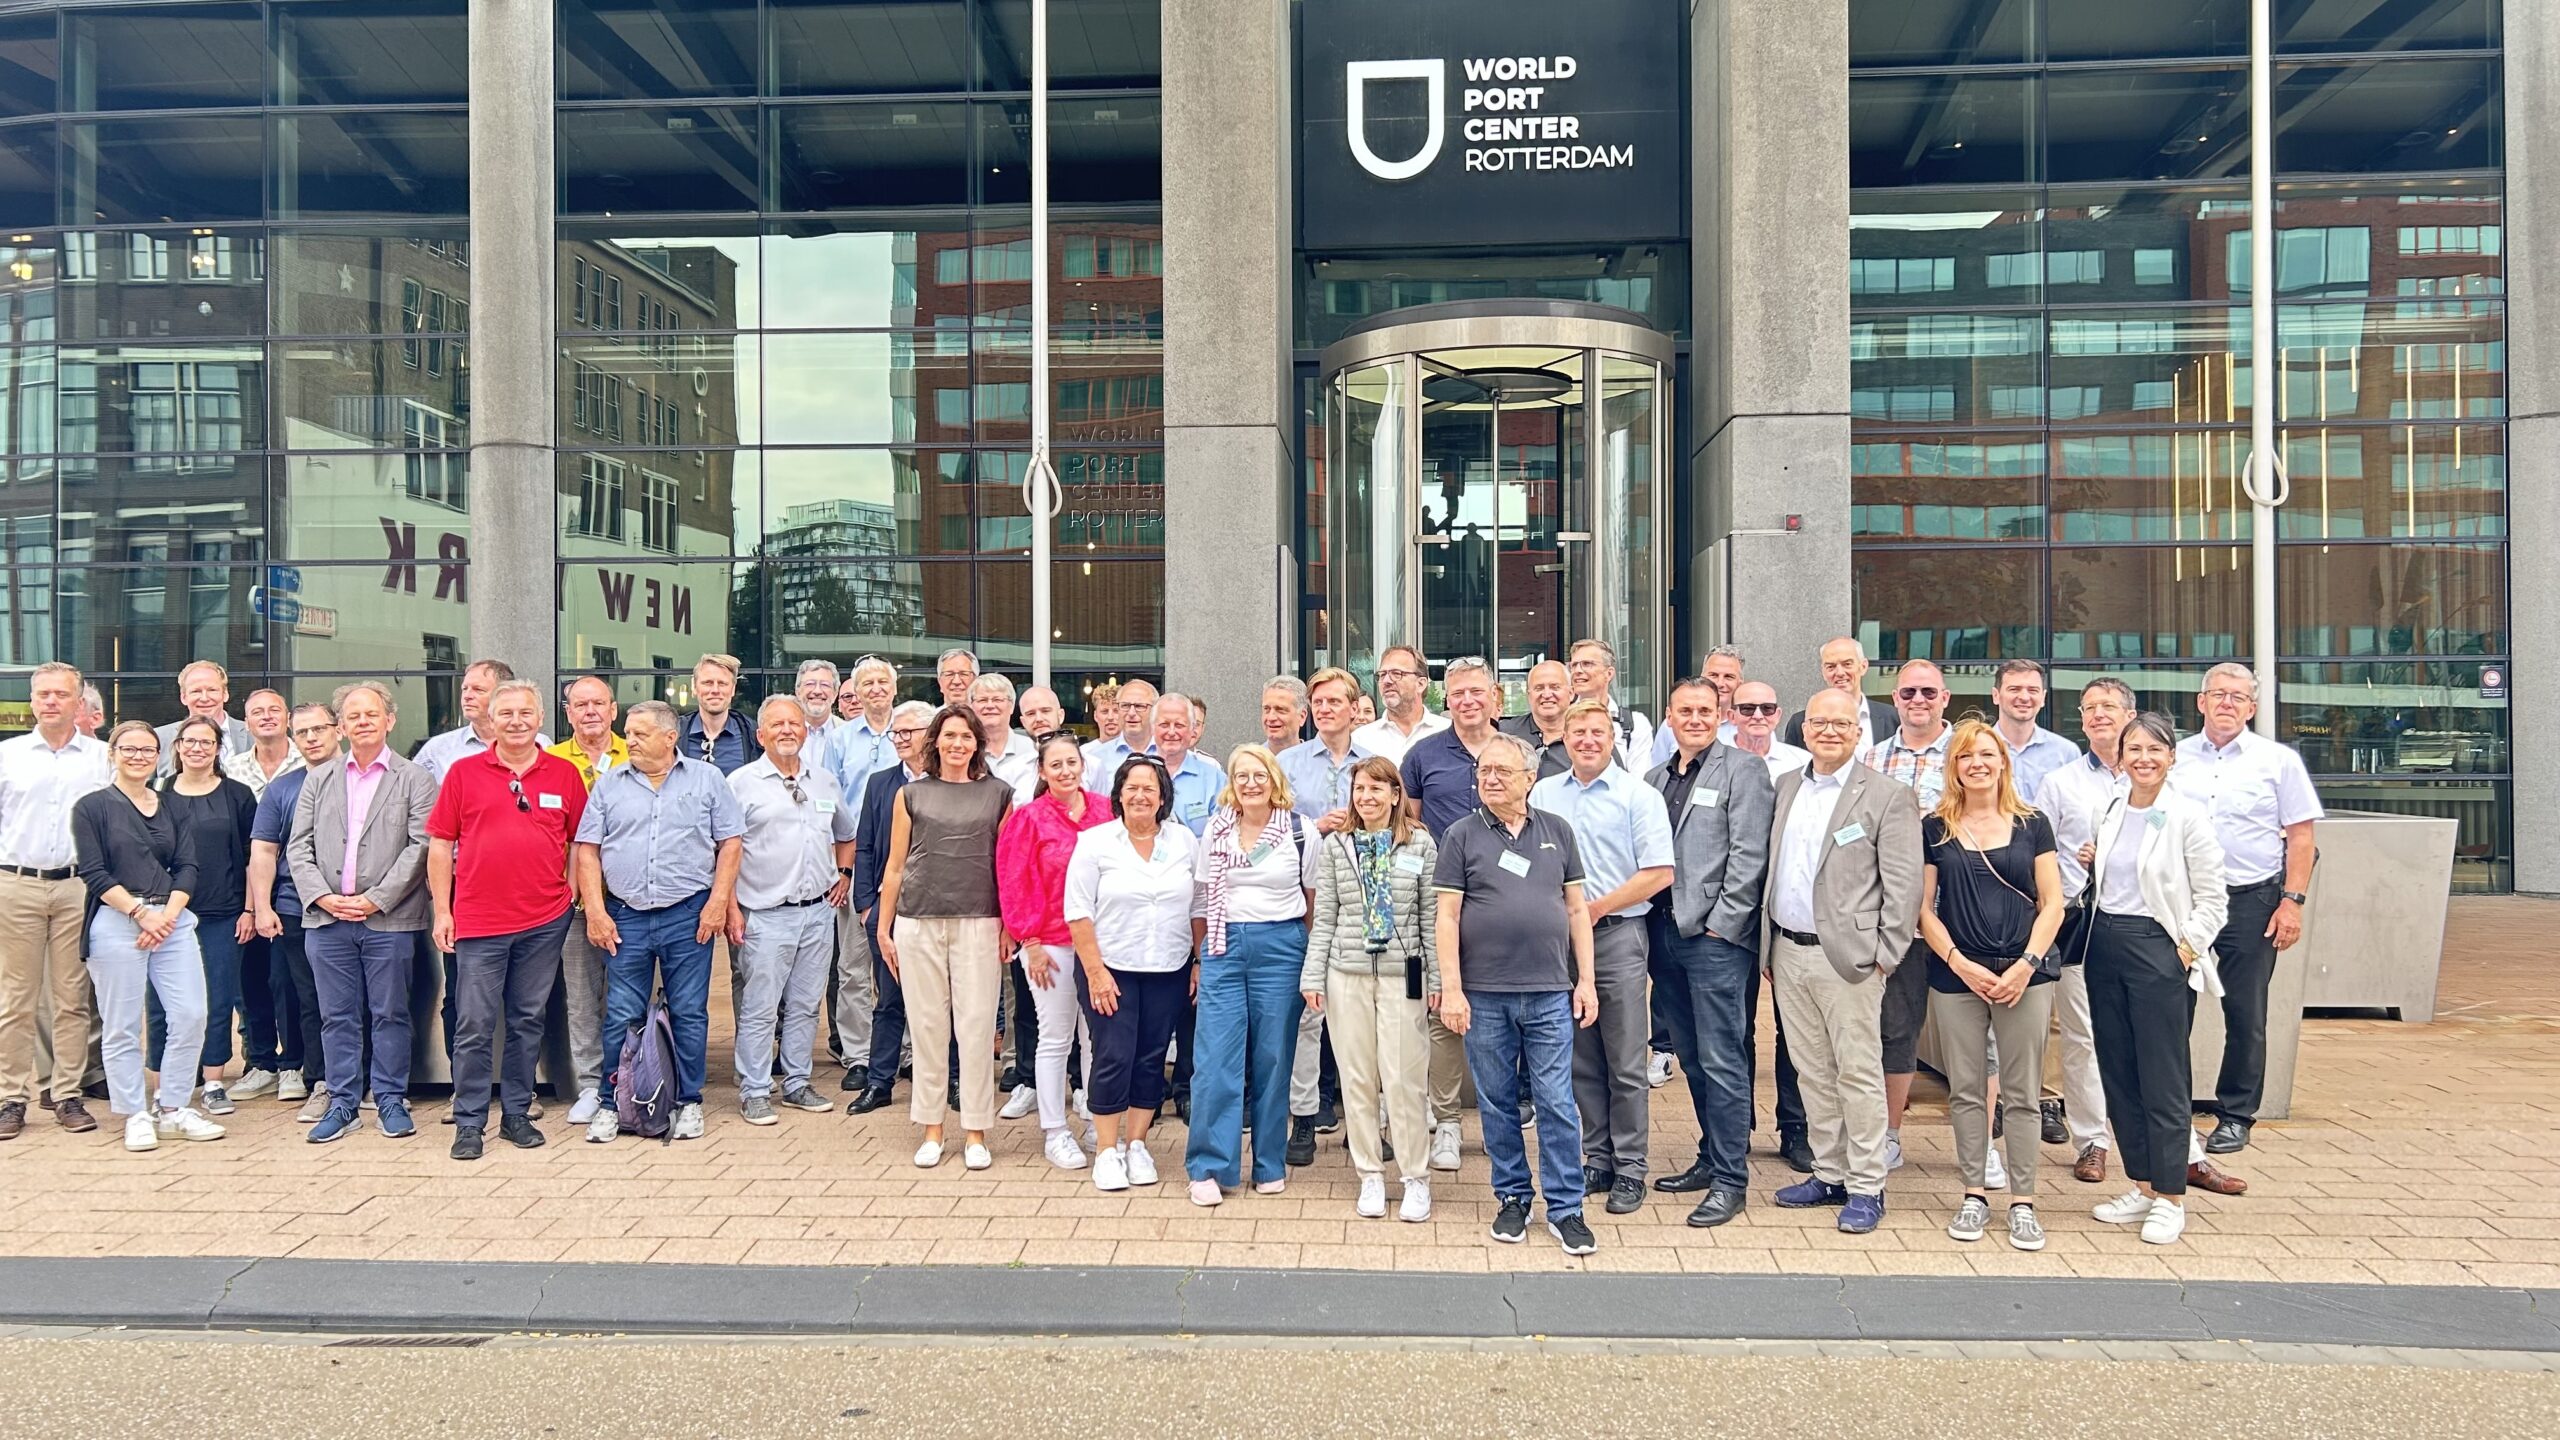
[1848,2,2512,889]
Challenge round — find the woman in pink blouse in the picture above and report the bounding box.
[996,731,1116,1170]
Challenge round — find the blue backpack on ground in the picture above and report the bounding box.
[613,1000,680,1143]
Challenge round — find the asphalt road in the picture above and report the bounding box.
[3,1334,2557,1438]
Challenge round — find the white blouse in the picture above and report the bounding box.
[1191,809,1319,924]
[1063,820,1200,973]
[2097,806,2155,919]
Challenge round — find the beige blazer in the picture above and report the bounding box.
[1760,761,1924,983]
[286,749,437,932]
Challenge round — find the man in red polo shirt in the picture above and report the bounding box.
[427,679,588,1161]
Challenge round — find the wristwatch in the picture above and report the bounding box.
[2280,890,2307,905]
[838,866,854,878]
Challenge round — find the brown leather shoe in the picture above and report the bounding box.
[2073,1144,2107,1184]
[36,1088,53,1111]
[0,1100,22,1140]
[54,1096,97,1134]
[2186,1159,2248,1196]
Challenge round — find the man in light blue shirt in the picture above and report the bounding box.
[1990,659,2077,807]
[1529,699,1674,1212]
[1151,692,1225,836]
[826,656,902,798]
[1081,678,1158,787]
[1278,666,1371,833]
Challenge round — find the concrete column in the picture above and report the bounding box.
[1160,0,1293,753]
[1688,0,1851,715]
[2508,1,2558,894]
[467,0,560,706]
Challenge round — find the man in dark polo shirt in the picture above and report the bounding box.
[1399,655,1507,1166]
[1435,730,1600,1256]
[426,680,589,1161]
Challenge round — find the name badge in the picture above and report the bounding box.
[1393,853,1425,876]
[2145,809,2167,832]
[1690,786,1722,809]
[815,797,837,815]
[538,792,564,810]
[1183,802,1208,820]
[1496,850,1534,878]
[1832,821,1866,847]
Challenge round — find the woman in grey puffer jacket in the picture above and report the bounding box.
[1300,756,1439,1223]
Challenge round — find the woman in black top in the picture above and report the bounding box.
[153,717,259,1117]
[72,721,222,1152]
[1918,719,2064,1252]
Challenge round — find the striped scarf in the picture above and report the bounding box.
[1199,807,1293,956]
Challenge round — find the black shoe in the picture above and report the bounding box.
[998,1065,1024,1093]
[1606,1177,1645,1215]
[1285,1115,1317,1167]
[499,1114,546,1149]
[1549,1212,1597,1255]
[1778,1130,1816,1175]
[840,1067,867,1093]
[1992,1107,2004,1140]
[2040,1099,2069,1146]
[1653,1157,1715,1194]
[1490,1197,1531,1244]
[1582,1164,1617,1196]
[1313,1099,1341,1134]
[1169,1088,1190,1121]
[948,1081,961,1111]
[2205,1118,2252,1155]
[1686,1185,1748,1228]
[450,1125,484,1161]
[1381,1134,1395,1163]
[848,1084,895,1115]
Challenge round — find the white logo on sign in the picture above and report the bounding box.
[1346,59,1445,181]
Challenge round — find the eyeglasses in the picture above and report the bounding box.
[1734,702,1781,717]
[1473,765,1527,780]
[2202,688,2254,704]
[890,726,926,740]
[112,744,158,758]
[507,777,530,813]
[288,725,333,740]
[1374,667,1421,682]
[1804,719,1860,734]
[1895,686,1942,701]
[177,737,218,748]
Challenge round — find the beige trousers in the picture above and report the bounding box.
[1326,969,1432,1183]
[1930,983,2056,1199]
[1770,935,1890,1196]
[895,915,1002,1130]
[0,872,91,1105]
[1425,1010,1467,1126]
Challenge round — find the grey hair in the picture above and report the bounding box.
[331,680,396,715]
[2080,677,2138,712]
[795,658,841,686]
[1263,675,1309,712]
[1478,730,1538,773]
[1152,692,1192,724]
[1704,645,1745,666]
[890,698,936,728]
[850,655,897,685]
[969,672,1017,703]
[938,647,980,671]
[755,692,808,725]
[80,682,104,713]
[487,679,543,712]
[1443,656,1497,688]
[562,674,614,702]
[625,700,680,733]
[2201,661,2258,697]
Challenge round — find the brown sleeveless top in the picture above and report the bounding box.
[896,775,1010,917]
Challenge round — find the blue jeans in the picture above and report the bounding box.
[149,912,241,1071]
[1460,988,1585,1219]
[1653,915,1758,1190]
[599,892,713,1107]
[90,907,205,1115]
[1185,921,1307,1187]
[305,920,417,1108]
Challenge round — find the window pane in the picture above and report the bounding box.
[0,346,59,457]
[755,558,963,671]
[976,217,1162,330]
[558,558,737,669]
[271,451,474,560]
[273,571,479,681]
[1850,311,2042,427]
[274,111,469,219]
[272,335,467,449]
[978,558,1164,673]
[2045,308,2247,428]
[0,121,54,229]
[274,0,470,105]
[2047,1,2247,61]
[2051,430,2257,543]
[2279,424,2502,540]
[558,448,749,559]
[0,561,55,666]
[1850,76,2035,190]
[2038,186,2250,305]
[982,0,1163,90]
[979,448,1165,554]
[763,448,973,557]
[56,227,265,340]
[559,0,758,100]
[2041,663,2215,743]
[58,343,266,455]
[2279,0,2499,54]
[2279,659,2505,778]
[2047,68,2250,185]
[1295,247,1685,349]
[772,0,968,96]
[61,451,262,561]
[1850,435,2044,541]
[2049,545,2252,660]
[560,106,762,215]
[273,228,472,336]
[2279,540,2502,657]
[760,331,961,445]
[0,17,58,122]
[971,327,1162,447]
[774,103,972,211]
[762,219,967,330]
[65,4,262,110]
[2275,59,2500,175]
[61,564,261,678]
[1852,547,2041,663]
[66,116,264,223]
[2272,299,2503,424]
[558,331,748,448]
[979,99,1161,206]
[1852,189,2037,308]
[560,224,755,332]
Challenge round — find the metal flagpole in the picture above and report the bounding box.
[1024,0,1062,690]
[2245,0,2286,737]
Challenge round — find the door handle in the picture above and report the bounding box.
[1556,531,1592,542]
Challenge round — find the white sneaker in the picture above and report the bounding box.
[586,1111,620,1144]
[276,1071,308,1103]
[229,1068,277,1100]
[1043,1129,1089,1171]
[1883,1129,1905,1171]
[566,1088,601,1125]
[1356,1174,1388,1218]
[1189,1178,1223,1207]
[1254,1177,1286,1195]
[1399,1178,1433,1223]
[672,1102,704,1140]
[1428,1121,1462,1172]
[1646,1050,1675,1089]
[1983,1144,2009,1191]
[297,1085,332,1124]
[914,1138,945,1168]
[999,1084,1037,1120]
[123,1111,159,1152]
[1073,1088,1092,1122]
[1124,1140,1159,1185]
[964,1141,992,1171]
[1092,1145,1130,1192]
[156,1107,225,1142]
[2141,1197,2187,1246]
[2093,1188,2152,1225]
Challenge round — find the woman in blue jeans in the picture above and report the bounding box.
[150,717,257,1117]
[1184,744,1317,1205]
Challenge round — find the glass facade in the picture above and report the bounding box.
[1849,1,2511,889]
[0,1,474,749]
[554,0,1163,721]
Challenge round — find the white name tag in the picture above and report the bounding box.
[538,792,564,810]
[1496,850,1534,878]
[1690,786,1722,809]
[1832,821,1865,847]
[2145,809,2167,831]
[815,797,837,815]
[1393,853,1425,875]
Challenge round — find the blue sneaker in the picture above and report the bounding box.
[308,1106,362,1144]
[377,1098,417,1138]
[1838,1193,1885,1234]
[1774,1177,1848,1208]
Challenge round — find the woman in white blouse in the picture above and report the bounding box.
[1182,745,1318,1206]
[2080,712,2228,1246]
[1063,755,1198,1193]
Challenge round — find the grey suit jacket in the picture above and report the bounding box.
[286,750,437,932]
[1643,739,1775,947]
[1760,761,1923,982]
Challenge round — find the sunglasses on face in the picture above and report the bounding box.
[1734,702,1781,717]
[1896,686,1942,701]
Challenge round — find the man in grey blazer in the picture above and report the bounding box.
[1761,687,1922,1234]
[288,680,438,1145]
[1643,678,1777,1228]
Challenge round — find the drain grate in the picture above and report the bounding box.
[327,1335,492,1349]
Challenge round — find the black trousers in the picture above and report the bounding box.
[276,914,323,1086]
[2209,877,2284,1125]
[2085,909,2195,1196]
[1082,965,1186,1116]
[450,913,570,1129]
[1747,951,1807,1136]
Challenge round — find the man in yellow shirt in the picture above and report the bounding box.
[549,676,627,1122]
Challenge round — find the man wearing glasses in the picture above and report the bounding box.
[1353,646,1448,765]
[427,680,587,1161]
[1564,639,1653,773]
[676,654,760,776]
[1081,678,1159,784]
[725,694,857,1125]
[248,703,345,1119]
[1859,659,1954,1176]
[935,648,981,710]
[829,657,902,794]
[545,676,627,1124]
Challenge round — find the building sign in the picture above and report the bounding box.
[1298,0,1683,250]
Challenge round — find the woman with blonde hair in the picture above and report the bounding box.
[1302,756,1439,1222]
[1182,743,1316,1206]
[1918,719,2064,1251]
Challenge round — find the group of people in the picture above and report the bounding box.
[0,636,2319,1257]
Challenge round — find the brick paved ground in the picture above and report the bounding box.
[2,897,2552,1284]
